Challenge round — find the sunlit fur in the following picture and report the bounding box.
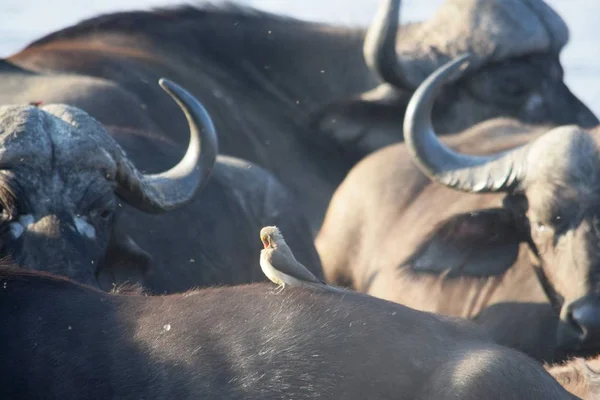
[0,267,575,399]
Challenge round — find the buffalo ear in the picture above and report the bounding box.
[310,84,407,162]
[404,208,522,277]
[96,227,151,292]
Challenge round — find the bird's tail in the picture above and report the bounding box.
[305,281,351,294]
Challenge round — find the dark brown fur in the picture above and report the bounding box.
[0,267,576,399]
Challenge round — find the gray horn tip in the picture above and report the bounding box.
[448,53,472,77]
[158,78,176,93]
[159,78,199,99]
[425,54,473,86]
[457,53,473,68]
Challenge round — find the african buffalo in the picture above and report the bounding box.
[317,55,600,362]
[0,78,322,293]
[0,267,577,399]
[2,0,595,230]
[548,356,600,399]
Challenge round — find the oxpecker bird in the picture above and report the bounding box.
[260,226,325,291]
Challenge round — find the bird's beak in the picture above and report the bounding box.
[262,236,277,249]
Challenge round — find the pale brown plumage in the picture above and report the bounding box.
[260,226,325,290]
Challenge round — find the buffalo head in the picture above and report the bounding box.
[0,79,217,288]
[319,0,598,157]
[405,54,600,354]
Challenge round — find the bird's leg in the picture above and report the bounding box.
[275,283,286,294]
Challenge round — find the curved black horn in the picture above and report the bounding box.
[363,0,413,90]
[403,54,528,193]
[114,78,218,212]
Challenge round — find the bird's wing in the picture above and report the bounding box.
[270,250,325,284]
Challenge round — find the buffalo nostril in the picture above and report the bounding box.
[566,309,586,339]
[568,302,600,341]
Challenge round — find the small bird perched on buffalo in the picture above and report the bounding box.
[260,226,327,291]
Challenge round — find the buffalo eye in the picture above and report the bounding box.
[500,79,528,97]
[87,194,115,221]
[99,208,113,220]
[89,206,114,221]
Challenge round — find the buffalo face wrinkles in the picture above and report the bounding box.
[0,154,117,286]
[0,105,119,285]
[0,79,215,289]
[516,132,600,351]
[527,207,600,352]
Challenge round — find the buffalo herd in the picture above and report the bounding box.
[0,0,599,398]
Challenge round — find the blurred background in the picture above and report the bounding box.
[1,0,598,114]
